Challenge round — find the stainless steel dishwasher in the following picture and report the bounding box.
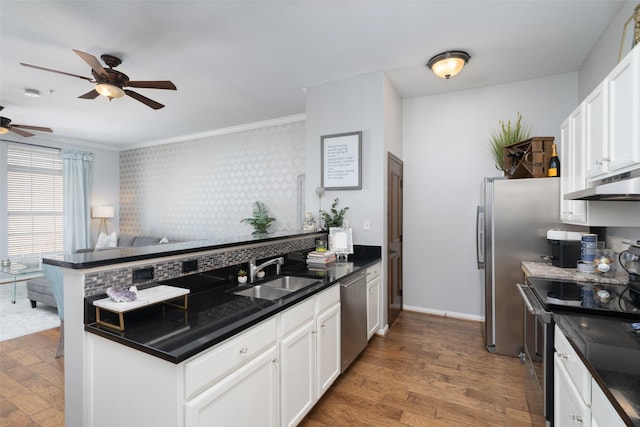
[340,272,368,373]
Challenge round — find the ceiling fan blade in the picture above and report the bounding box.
[127,80,177,90]
[73,49,109,78]
[20,63,94,81]
[9,127,34,137]
[78,89,100,99]
[11,124,53,133]
[124,89,165,110]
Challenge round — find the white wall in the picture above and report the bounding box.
[304,72,386,247]
[402,73,578,319]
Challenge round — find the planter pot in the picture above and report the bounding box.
[238,276,247,284]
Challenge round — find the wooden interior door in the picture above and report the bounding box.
[387,153,403,326]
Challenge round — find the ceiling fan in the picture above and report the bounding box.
[20,49,177,110]
[0,106,53,137]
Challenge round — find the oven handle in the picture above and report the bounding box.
[516,283,553,323]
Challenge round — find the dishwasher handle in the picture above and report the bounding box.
[340,274,366,288]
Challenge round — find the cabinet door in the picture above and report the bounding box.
[554,354,590,427]
[585,81,609,179]
[367,275,380,339]
[280,318,315,427]
[316,302,341,399]
[608,44,640,173]
[591,378,626,427]
[560,111,588,224]
[185,346,278,427]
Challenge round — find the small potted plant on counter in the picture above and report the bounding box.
[241,201,276,235]
[320,197,349,229]
[237,269,248,284]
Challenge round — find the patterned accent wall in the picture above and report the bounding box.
[120,120,306,240]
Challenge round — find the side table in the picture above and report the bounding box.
[0,262,43,304]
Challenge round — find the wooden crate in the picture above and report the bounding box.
[503,137,555,178]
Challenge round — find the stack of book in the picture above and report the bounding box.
[306,250,336,269]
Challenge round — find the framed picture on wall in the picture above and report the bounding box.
[321,131,362,190]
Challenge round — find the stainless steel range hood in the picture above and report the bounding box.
[564,170,640,201]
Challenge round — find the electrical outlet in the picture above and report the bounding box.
[363,220,370,231]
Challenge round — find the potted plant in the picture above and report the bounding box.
[241,201,276,235]
[237,269,248,284]
[320,198,349,229]
[488,112,532,172]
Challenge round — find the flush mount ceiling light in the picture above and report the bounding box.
[426,50,471,79]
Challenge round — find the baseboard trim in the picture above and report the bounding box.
[403,305,484,322]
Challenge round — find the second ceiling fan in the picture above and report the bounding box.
[21,49,177,110]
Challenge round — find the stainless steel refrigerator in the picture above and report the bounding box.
[476,177,569,357]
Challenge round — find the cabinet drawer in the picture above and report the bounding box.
[367,262,381,280]
[184,318,277,399]
[316,284,339,313]
[555,325,591,403]
[281,298,314,337]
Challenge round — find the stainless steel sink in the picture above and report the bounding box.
[261,275,320,291]
[232,285,293,300]
[232,276,320,300]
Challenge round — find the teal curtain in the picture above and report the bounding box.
[62,150,93,254]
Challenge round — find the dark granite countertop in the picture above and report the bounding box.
[85,256,381,364]
[555,313,640,426]
[44,230,325,269]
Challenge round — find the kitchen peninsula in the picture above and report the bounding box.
[43,231,381,427]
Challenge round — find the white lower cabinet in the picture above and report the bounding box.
[88,285,341,427]
[591,378,626,427]
[185,346,278,427]
[554,354,591,426]
[554,326,628,427]
[280,285,340,427]
[366,262,381,339]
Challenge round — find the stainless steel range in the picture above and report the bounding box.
[517,276,640,426]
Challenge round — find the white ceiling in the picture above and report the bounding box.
[0,1,625,150]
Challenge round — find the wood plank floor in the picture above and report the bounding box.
[301,311,545,427]
[0,327,64,427]
[0,311,544,426]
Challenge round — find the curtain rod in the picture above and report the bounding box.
[1,138,62,152]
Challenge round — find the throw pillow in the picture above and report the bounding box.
[95,232,118,250]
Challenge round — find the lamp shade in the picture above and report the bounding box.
[427,50,471,79]
[95,83,125,99]
[92,206,114,219]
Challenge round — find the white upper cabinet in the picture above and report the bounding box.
[606,44,640,174]
[560,106,588,224]
[585,81,608,179]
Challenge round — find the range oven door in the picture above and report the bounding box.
[517,283,554,427]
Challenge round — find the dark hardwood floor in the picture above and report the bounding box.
[0,311,543,426]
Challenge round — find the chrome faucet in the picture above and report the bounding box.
[248,257,284,283]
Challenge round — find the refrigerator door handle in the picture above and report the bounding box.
[476,205,485,269]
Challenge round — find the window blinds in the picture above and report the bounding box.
[6,145,63,258]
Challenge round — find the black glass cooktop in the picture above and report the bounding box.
[527,276,640,319]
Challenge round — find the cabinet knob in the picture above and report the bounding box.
[239,347,248,355]
[321,322,327,329]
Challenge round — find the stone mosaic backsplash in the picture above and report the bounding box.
[83,234,318,297]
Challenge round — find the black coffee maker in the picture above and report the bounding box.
[620,240,640,303]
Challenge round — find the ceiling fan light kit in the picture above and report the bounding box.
[95,83,125,99]
[20,49,177,109]
[427,50,471,79]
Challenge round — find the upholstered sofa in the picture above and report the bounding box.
[27,235,172,308]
